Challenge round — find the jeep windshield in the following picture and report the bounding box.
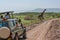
[0,19,17,29]
[0,21,9,28]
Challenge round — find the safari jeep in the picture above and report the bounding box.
[0,18,26,40]
[0,11,26,40]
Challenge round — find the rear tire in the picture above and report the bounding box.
[23,34,26,39]
[23,27,26,39]
[14,32,19,40]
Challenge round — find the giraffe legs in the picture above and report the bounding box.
[39,16,44,22]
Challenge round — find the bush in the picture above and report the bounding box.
[24,15,34,20]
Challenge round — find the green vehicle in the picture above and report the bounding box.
[0,11,26,40]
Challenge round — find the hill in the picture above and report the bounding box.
[29,8,60,12]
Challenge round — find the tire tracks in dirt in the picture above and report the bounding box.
[26,18,60,40]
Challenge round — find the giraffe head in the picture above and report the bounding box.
[44,9,46,11]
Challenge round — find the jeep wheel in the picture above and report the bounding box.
[14,32,19,40]
[23,27,26,39]
[23,34,26,39]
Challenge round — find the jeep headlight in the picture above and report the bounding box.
[0,27,10,39]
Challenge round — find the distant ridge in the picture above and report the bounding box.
[29,8,60,12]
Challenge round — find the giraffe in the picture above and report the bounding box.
[38,9,46,22]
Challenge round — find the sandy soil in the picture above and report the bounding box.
[26,18,60,40]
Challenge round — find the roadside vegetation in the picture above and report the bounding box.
[13,12,60,27]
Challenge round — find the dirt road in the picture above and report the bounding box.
[26,18,60,40]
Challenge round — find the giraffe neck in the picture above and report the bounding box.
[41,10,46,16]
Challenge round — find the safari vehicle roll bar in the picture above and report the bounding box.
[0,11,14,18]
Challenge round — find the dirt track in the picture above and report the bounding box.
[26,18,60,40]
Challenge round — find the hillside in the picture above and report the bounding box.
[29,8,60,12]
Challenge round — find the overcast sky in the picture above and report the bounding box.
[0,0,60,12]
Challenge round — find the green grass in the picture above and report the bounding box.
[13,12,60,27]
[13,15,40,27]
